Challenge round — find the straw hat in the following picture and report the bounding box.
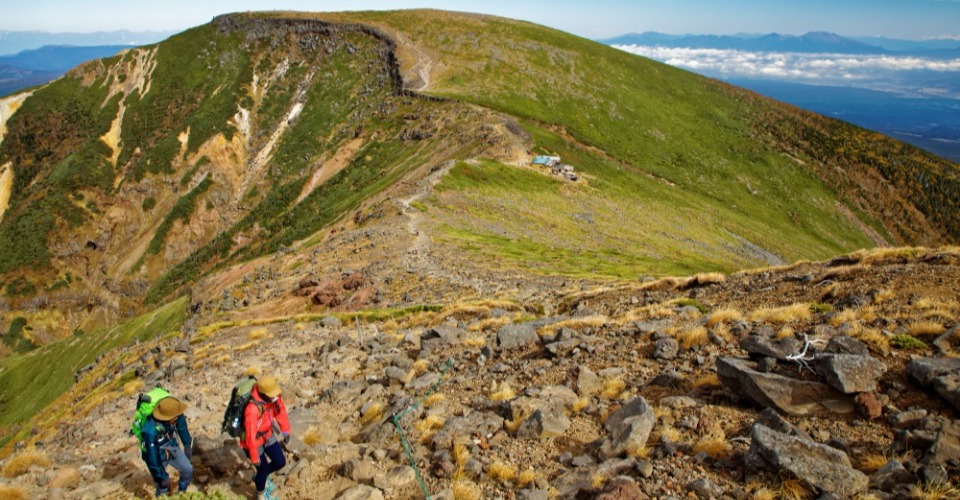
[257,376,282,398]
[152,396,188,421]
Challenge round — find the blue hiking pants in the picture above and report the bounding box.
[254,441,286,492]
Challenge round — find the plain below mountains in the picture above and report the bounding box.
[0,45,133,96]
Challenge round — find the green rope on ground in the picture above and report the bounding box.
[392,357,454,499]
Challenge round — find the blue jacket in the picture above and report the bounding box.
[140,414,192,482]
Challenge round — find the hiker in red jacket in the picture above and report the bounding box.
[240,375,291,499]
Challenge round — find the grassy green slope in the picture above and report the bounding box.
[324,10,958,276]
[0,297,186,442]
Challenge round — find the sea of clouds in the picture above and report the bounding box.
[614,44,960,83]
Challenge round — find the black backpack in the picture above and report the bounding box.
[221,375,263,438]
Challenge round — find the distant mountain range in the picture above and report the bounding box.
[0,45,131,96]
[0,29,172,56]
[600,31,960,58]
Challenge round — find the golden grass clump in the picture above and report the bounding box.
[638,276,687,292]
[857,453,891,474]
[463,335,487,347]
[908,481,959,500]
[749,303,812,324]
[468,316,511,332]
[776,326,796,340]
[710,322,734,345]
[453,442,470,470]
[693,424,732,459]
[2,447,51,478]
[570,397,590,414]
[677,326,709,350]
[244,366,262,377]
[413,359,431,374]
[829,308,861,327]
[488,461,517,482]
[451,479,482,500]
[517,470,537,488]
[910,321,946,337]
[692,373,721,388]
[213,354,232,367]
[248,328,271,340]
[851,327,890,356]
[415,414,446,443]
[779,479,813,500]
[873,288,895,304]
[591,471,609,490]
[302,426,324,446]
[423,393,447,408]
[600,378,627,400]
[489,382,516,402]
[0,484,27,500]
[659,427,684,443]
[626,443,652,459]
[706,307,743,327]
[359,403,385,425]
[752,487,778,500]
[122,379,143,396]
[505,415,527,434]
[539,315,609,336]
[235,341,258,352]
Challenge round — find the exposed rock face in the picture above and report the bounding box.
[746,423,868,497]
[739,335,802,361]
[497,323,540,350]
[907,357,960,412]
[600,397,655,458]
[716,357,854,416]
[817,353,887,393]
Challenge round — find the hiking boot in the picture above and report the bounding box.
[265,478,276,495]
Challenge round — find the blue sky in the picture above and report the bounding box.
[2,0,959,39]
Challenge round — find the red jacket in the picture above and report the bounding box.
[240,387,290,462]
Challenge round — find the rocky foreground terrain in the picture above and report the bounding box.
[1,246,959,499]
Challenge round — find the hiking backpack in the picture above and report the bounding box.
[221,375,263,438]
[130,385,170,449]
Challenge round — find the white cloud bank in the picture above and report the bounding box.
[613,45,960,81]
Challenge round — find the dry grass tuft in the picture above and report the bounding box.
[752,487,778,500]
[453,442,470,470]
[677,326,709,350]
[852,327,890,355]
[488,461,517,482]
[302,426,324,446]
[413,359,430,374]
[468,316,511,332]
[249,328,271,340]
[908,482,959,500]
[626,443,652,459]
[213,354,232,366]
[779,479,813,500]
[706,307,743,327]
[693,424,732,459]
[244,366,262,377]
[0,484,28,500]
[516,470,537,488]
[749,303,812,323]
[819,263,866,281]
[235,341,258,352]
[490,382,517,402]
[570,397,590,414]
[540,315,609,336]
[463,335,487,347]
[122,379,143,396]
[873,288,895,304]
[857,453,891,474]
[505,416,526,434]
[776,326,796,340]
[601,378,627,399]
[423,393,447,408]
[359,403,385,425]
[910,321,946,337]
[2,447,50,478]
[415,414,446,443]
[692,373,721,388]
[451,479,482,500]
[591,471,609,490]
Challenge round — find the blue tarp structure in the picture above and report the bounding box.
[532,155,560,165]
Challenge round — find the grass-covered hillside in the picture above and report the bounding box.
[1,10,958,345]
[323,10,959,266]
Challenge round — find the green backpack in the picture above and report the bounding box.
[131,385,171,449]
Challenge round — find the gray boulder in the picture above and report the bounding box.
[600,397,655,458]
[825,335,870,356]
[431,410,504,449]
[906,357,960,412]
[652,337,679,360]
[717,357,854,416]
[517,410,571,439]
[497,323,540,350]
[817,353,886,393]
[922,420,960,467]
[869,459,917,492]
[336,484,384,500]
[746,424,868,497]
[575,366,602,397]
[739,335,802,361]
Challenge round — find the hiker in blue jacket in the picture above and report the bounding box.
[141,396,194,496]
